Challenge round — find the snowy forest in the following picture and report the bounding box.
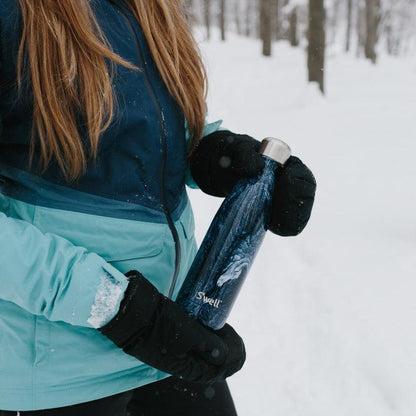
[184,0,416,92]
[182,1,416,415]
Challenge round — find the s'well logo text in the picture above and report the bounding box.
[196,292,222,308]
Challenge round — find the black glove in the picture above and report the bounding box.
[99,270,245,383]
[269,155,316,236]
[189,130,316,236]
[190,130,265,197]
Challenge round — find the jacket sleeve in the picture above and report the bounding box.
[185,119,224,189]
[0,208,129,328]
[0,116,128,329]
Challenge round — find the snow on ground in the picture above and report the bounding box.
[188,29,416,416]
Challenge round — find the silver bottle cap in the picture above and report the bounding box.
[259,137,291,165]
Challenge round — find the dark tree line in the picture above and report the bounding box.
[308,0,326,92]
[185,0,416,93]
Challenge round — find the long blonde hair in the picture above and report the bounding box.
[16,0,207,182]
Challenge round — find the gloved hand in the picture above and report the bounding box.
[189,130,316,236]
[99,270,245,383]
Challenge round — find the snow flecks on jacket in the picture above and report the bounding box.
[87,271,125,328]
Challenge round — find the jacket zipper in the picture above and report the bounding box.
[111,2,181,298]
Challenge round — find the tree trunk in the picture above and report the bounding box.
[235,0,242,35]
[289,6,299,47]
[245,0,253,37]
[204,0,211,40]
[259,0,265,40]
[273,0,283,40]
[364,0,381,63]
[308,0,326,93]
[220,0,226,41]
[261,0,273,56]
[384,9,394,55]
[346,0,353,52]
[356,4,366,57]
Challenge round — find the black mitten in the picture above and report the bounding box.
[190,130,316,236]
[99,271,246,383]
[190,130,265,197]
[269,156,316,236]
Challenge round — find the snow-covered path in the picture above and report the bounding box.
[188,31,416,415]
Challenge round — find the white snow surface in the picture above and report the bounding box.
[188,30,416,415]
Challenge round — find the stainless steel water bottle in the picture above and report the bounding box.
[176,138,291,330]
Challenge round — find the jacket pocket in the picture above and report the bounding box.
[32,204,168,263]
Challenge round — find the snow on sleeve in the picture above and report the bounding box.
[88,271,125,329]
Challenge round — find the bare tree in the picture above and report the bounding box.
[203,0,211,40]
[356,2,366,56]
[245,0,253,36]
[289,6,299,47]
[235,0,243,35]
[346,0,354,52]
[384,8,397,55]
[256,0,264,40]
[220,0,226,41]
[364,0,381,63]
[273,0,281,40]
[261,0,273,55]
[308,0,326,93]
[381,0,416,56]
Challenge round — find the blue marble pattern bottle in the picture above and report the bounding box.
[176,138,291,330]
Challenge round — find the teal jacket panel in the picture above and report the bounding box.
[0,193,198,411]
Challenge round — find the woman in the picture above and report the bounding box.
[0,0,316,415]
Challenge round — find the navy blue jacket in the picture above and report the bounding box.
[0,0,188,222]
